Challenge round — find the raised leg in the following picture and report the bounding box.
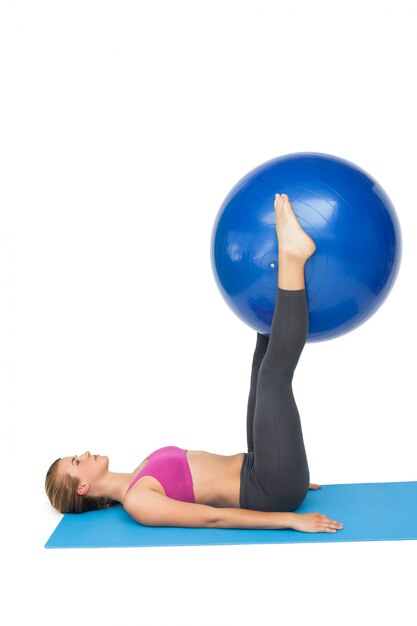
[241,194,317,512]
[245,192,316,454]
[251,279,310,511]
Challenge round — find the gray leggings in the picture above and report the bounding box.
[239,287,310,512]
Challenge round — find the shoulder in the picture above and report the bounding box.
[123,477,163,509]
[123,485,217,528]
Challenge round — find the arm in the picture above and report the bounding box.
[216,508,343,533]
[124,489,219,528]
[124,488,292,529]
[215,507,293,529]
[124,489,343,533]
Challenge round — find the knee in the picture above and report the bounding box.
[258,360,293,386]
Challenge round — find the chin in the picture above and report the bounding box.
[95,454,109,467]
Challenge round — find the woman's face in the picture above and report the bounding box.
[58,451,109,495]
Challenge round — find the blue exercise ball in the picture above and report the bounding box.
[210,152,402,342]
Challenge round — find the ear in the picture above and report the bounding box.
[77,482,90,496]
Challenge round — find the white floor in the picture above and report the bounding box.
[2,1,417,623]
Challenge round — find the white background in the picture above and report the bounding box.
[1,1,416,624]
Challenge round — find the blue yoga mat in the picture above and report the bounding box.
[45,481,417,548]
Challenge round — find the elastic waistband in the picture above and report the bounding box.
[278,287,306,297]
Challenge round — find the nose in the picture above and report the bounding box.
[81,451,91,459]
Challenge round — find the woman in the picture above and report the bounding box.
[45,193,344,535]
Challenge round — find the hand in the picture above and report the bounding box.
[290,512,344,534]
[308,483,321,490]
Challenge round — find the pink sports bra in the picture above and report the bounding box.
[125,446,195,503]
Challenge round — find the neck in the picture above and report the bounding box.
[92,470,137,503]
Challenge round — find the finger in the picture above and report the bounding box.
[330,522,343,528]
[325,519,342,526]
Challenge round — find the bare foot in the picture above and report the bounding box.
[274,193,317,260]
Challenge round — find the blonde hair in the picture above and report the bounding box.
[45,458,117,514]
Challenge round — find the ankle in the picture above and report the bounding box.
[278,249,307,265]
[277,252,306,290]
